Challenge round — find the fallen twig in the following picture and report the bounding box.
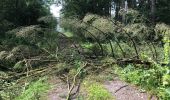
[115,85,128,93]
[66,62,87,100]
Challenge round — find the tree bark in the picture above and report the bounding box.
[139,0,144,8]
[115,0,120,20]
[151,0,156,24]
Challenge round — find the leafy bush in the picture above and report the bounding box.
[124,23,153,42]
[7,25,43,44]
[0,45,41,70]
[60,17,85,40]
[119,9,148,24]
[82,14,115,41]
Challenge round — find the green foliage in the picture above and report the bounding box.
[81,42,104,56]
[0,45,41,69]
[7,25,43,44]
[83,14,115,41]
[0,0,50,27]
[118,65,141,85]
[1,1,170,100]
[162,32,170,65]
[15,78,50,100]
[84,81,114,100]
[37,31,59,54]
[63,31,74,37]
[115,62,170,99]
[0,78,50,100]
[155,23,170,64]
[38,15,57,28]
[163,74,170,86]
[0,1,60,100]
[61,14,118,41]
[13,60,25,70]
[60,17,84,40]
[159,88,170,99]
[0,16,57,70]
[61,13,157,44]
[124,23,153,41]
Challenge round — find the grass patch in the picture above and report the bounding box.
[83,81,114,100]
[15,77,50,100]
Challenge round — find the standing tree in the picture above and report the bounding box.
[61,0,113,18]
[150,0,156,24]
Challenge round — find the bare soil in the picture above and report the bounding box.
[47,76,68,100]
[47,76,158,100]
[104,78,158,100]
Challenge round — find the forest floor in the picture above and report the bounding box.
[104,79,158,100]
[45,34,158,100]
[47,76,158,100]
[47,76,68,100]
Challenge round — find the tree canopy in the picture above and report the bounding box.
[55,0,170,24]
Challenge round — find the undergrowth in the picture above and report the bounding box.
[114,61,170,100]
[15,77,50,100]
[113,25,170,100]
[83,81,114,100]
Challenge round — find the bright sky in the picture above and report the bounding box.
[50,4,62,17]
[50,4,116,17]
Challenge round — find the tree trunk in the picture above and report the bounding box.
[127,0,132,8]
[139,0,144,8]
[151,0,156,24]
[115,1,120,20]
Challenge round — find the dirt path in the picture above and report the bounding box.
[104,78,158,100]
[47,36,158,100]
[47,76,158,100]
[47,76,68,100]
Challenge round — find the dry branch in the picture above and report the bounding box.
[66,62,87,100]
